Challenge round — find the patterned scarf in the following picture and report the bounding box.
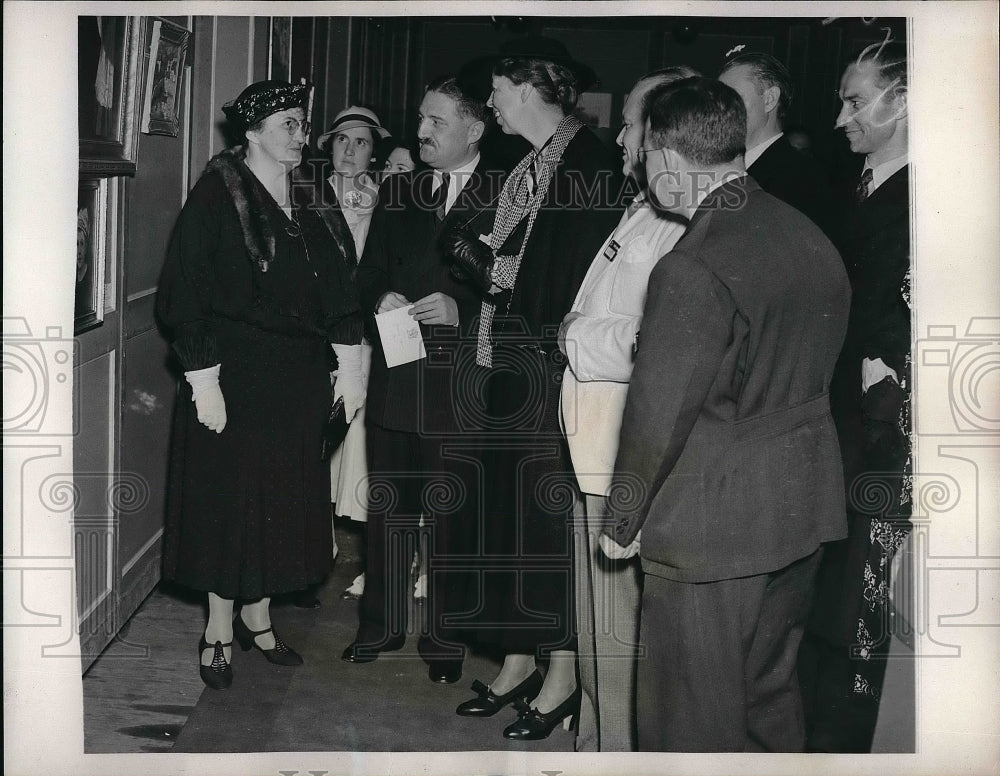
[476,114,584,367]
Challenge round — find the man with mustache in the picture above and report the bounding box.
[342,75,500,685]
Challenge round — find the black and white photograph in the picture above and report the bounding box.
[3,3,999,776]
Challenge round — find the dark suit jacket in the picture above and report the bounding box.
[749,135,842,249]
[811,165,911,646]
[357,162,501,434]
[607,177,851,583]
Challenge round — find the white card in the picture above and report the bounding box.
[375,305,427,368]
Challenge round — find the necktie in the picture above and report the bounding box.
[856,167,874,203]
[434,172,450,221]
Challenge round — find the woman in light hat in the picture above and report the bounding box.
[317,106,389,602]
[156,80,365,689]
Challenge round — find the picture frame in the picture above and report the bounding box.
[75,178,109,334]
[78,16,145,176]
[140,18,191,137]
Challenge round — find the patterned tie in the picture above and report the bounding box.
[856,167,874,203]
[434,172,450,221]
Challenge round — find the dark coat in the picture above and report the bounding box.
[468,125,624,653]
[749,135,843,249]
[608,177,851,583]
[356,162,502,434]
[490,129,625,348]
[811,164,911,647]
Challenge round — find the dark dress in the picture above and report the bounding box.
[157,151,361,599]
[469,127,623,655]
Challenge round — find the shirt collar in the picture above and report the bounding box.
[864,152,908,193]
[434,153,480,188]
[744,131,784,168]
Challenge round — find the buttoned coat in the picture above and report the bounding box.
[356,164,501,435]
[608,177,851,583]
[560,200,687,495]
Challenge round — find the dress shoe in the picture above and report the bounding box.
[198,636,233,690]
[340,637,404,664]
[428,660,463,684]
[503,686,582,740]
[341,573,365,600]
[233,614,303,666]
[455,669,543,717]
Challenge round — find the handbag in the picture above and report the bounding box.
[320,396,349,460]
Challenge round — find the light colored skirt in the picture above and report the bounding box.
[330,342,372,521]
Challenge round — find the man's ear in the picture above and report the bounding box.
[467,119,486,145]
[891,87,908,121]
[762,85,781,115]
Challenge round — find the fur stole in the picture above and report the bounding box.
[205,146,277,274]
[204,147,355,275]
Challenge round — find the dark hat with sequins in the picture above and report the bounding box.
[222,80,309,130]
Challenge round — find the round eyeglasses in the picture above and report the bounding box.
[273,117,311,137]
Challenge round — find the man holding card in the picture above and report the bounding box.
[343,75,499,685]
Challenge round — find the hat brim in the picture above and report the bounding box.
[317,121,391,149]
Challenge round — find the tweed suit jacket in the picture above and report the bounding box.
[356,163,500,434]
[607,177,851,582]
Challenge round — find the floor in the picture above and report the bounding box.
[82,516,913,754]
[82,516,575,753]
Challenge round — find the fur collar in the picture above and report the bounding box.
[205,147,355,275]
[206,147,277,273]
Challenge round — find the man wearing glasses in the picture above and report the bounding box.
[603,76,851,752]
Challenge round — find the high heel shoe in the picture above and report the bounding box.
[503,686,582,740]
[233,614,303,666]
[198,636,233,690]
[455,669,543,717]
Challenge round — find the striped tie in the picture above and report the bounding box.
[856,167,874,203]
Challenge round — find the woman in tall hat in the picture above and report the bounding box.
[447,37,624,740]
[156,80,365,689]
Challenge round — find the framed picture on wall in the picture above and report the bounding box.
[75,178,108,334]
[78,16,145,176]
[140,18,191,136]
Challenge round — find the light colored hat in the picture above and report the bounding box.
[317,105,389,149]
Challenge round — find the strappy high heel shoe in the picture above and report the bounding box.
[503,686,582,740]
[233,614,303,666]
[198,636,233,690]
[455,669,543,717]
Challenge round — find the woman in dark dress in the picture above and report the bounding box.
[156,80,364,689]
[451,39,622,739]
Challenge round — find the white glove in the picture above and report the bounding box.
[599,530,641,560]
[332,343,366,422]
[185,364,227,433]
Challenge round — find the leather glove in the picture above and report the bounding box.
[441,225,495,293]
[332,343,366,422]
[185,364,227,433]
[599,530,641,560]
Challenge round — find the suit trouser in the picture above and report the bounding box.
[356,423,475,661]
[637,548,822,752]
[574,494,642,752]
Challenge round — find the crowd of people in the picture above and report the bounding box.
[155,32,912,753]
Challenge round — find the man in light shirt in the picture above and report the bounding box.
[798,38,912,753]
[602,76,850,751]
[558,65,694,752]
[719,51,841,246]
